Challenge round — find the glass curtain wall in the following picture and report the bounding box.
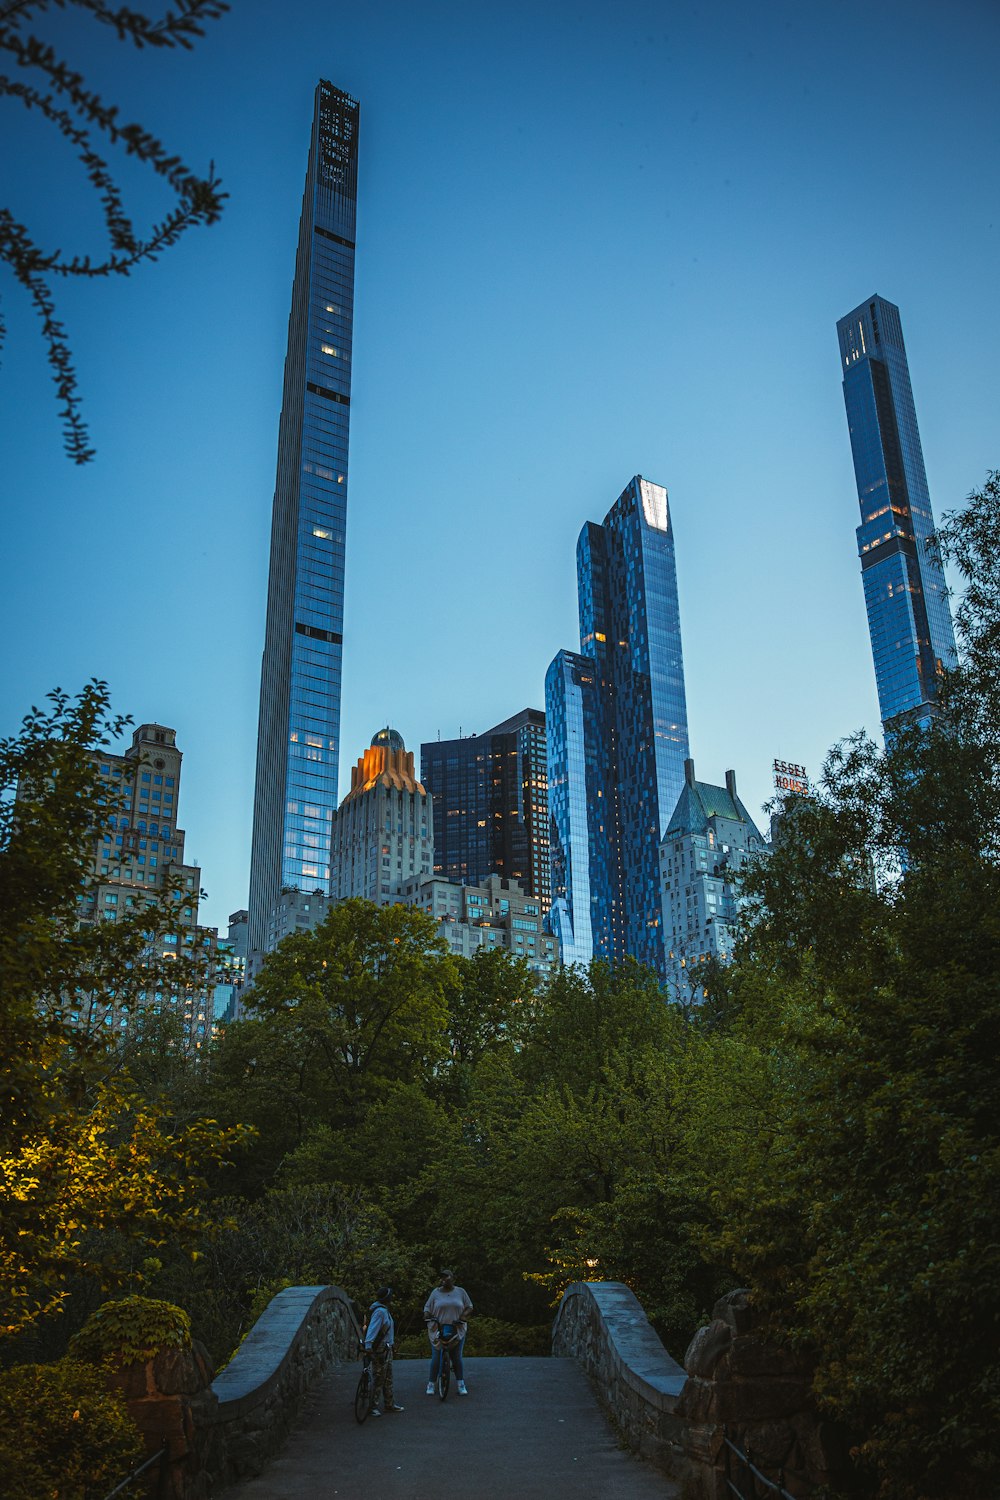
[837,295,957,727]
[249,82,360,956]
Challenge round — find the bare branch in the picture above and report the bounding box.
[0,0,228,460]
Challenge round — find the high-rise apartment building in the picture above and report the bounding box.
[248,81,360,958]
[421,709,550,908]
[837,294,957,727]
[76,723,218,1050]
[401,873,560,977]
[660,760,768,1004]
[330,728,434,904]
[546,475,689,975]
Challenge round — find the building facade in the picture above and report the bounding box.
[249,81,360,957]
[263,887,332,951]
[401,873,559,977]
[546,475,689,975]
[77,723,219,1050]
[660,760,768,1004]
[837,294,957,728]
[421,708,550,908]
[330,728,434,904]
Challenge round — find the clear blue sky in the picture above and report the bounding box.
[2,0,997,932]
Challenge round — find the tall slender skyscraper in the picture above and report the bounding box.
[837,295,956,728]
[249,82,360,958]
[546,475,689,975]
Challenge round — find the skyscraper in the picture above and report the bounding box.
[249,82,360,958]
[421,709,550,909]
[837,294,957,728]
[660,760,768,1005]
[76,723,220,1050]
[330,728,434,904]
[546,475,689,975]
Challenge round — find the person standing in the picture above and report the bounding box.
[423,1268,473,1395]
[364,1287,404,1415]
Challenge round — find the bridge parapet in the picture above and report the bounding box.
[197,1284,361,1492]
[552,1281,696,1485]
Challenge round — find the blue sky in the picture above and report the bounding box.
[2,0,998,931]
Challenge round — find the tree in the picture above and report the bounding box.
[688,474,1000,1498]
[209,900,454,1184]
[1,0,228,462]
[0,683,251,1339]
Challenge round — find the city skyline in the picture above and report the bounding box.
[2,0,997,933]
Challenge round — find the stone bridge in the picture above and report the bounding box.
[124,1281,842,1498]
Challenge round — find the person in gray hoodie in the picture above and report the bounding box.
[364,1287,404,1415]
[423,1268,473,1395]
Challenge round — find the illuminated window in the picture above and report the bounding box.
[313,526,333,539]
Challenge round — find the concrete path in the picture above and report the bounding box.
[234,1356,680,1499]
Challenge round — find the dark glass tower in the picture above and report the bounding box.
[546,475,689,974]
[837,295,956,728]
[421,709,550,909]
[249,82,360,957]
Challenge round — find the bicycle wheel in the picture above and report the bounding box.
[436,1349,451,1401]
[355,1366,373,1423]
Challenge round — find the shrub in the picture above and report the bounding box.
[394,1316,550,1359]
[0,1358,142,1500]
[70,1295,192,1365]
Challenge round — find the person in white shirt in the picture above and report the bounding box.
[423,1268,473,1395]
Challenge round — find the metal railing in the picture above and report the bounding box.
[101,1438,169,1500]
[722,1428,803,1500]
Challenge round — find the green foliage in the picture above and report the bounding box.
[71,1296,191,1365]
[393,1316,550,1359]
[0,683,252,1339]
[0,1357,142,1500]
[689,474,1000,1498]
[463,1316,551,1357]
[207,900,454,1186]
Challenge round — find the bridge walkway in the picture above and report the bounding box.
[233,1354,680,1499]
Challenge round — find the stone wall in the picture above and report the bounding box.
[677,1289,847,1498]
[553,1282,847,1500]
[111,1284,361,1497]
[197,1284,361,1493]
[551,1281,692,1483]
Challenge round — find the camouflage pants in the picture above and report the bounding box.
[371,1346,394,1410]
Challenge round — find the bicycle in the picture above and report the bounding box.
[430,1321,463,1401]
[354,1347,375,1423]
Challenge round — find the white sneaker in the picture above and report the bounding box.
[370,1407,381,1417]
[426,1382,435,1395]
[457,1380,468,1395]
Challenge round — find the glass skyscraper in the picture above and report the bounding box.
[421,709,550,909]
[248,82,360,958]
[837,295,956,728]
[546,475,689,975]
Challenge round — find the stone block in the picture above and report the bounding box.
[675,1375,715,1424]
[733,1419,796,1471]
[684,1319,732,1379]
[152,1347,210,1397]
[711,1288,753,1335]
